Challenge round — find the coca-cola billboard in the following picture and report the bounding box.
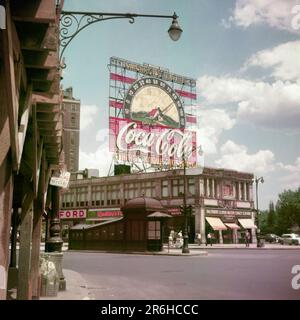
[108,58,199,169]
[109,117,197,166]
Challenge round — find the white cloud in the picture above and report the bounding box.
[79,127,113,175]
[194,109,236,154]
[215,140,275,174]
[278,156,300,189]
[198,75,300,131]
[79,145,113,176]
[228,0,300,34]
[80,104,98,130]
[243,40,300,81]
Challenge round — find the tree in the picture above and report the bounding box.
[275,188,300,235]
[266,201,276,233]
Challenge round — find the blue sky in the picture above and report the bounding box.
[62,0,300,210]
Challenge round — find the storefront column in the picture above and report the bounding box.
[218,230,223,244]
[200,207,206,244]
[17,204,33,300]
[233,229,238,244]
[244,182,247,201]
[0,160,14,300]
[212,179,215,197]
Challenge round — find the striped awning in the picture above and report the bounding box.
[225,223,240,230]
[206,217,227,231]
[238,219,257,229]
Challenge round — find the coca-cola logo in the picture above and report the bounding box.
[116,121,195,161]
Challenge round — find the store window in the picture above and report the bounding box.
[148,221,161,240]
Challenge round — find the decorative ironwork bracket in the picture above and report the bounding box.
[59,11,179,69]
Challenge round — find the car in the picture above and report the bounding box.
[280,233,300,245]
[264,233,281,243]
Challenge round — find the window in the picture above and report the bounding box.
[76,187,88,207]
[140,181,155,198]
[148,221,161,240]
[188,178,195,196]
[107,184,120,206]
[70,113,76,126]
[71,104,76,111]
[172,179,184,197]
[246,183,250,201]
[124,183,138,200]
[70,132,75,145]
[161,180,169,198]
[91,185,104,206]
[64,192,74,208]
[241,183,245,200]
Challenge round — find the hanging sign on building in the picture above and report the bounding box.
[50,171,70,189]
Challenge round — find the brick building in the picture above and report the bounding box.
[62,87,80,172]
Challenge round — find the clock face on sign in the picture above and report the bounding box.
[124,77,185,128]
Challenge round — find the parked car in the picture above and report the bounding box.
[280,233,300,245]
[264,233,281,243]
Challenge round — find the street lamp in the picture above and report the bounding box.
[255,176,264,247]
[180,145,203,254]
[181,150,190,253]
[59,10,183,67]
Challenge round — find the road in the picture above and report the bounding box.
[62,249,300,300]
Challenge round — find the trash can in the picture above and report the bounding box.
[39,256,59,297]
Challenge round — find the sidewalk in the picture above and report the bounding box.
[40,269,94,300]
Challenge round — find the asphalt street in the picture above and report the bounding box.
[62,249,300,300]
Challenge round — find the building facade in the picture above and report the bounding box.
[0,0,63,300]
[60,167,257,245]
[62,87,80,172]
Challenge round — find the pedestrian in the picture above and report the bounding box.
[196,233,202,246]
[245,230,250,247]
[206,233,212,246]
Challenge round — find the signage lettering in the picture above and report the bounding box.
[116,121,194,161]
[59,209,86,219]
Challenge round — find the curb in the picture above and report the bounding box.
[67,249,208,256]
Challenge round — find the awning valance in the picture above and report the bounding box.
[238,219,257,229]
[225,223,240,230]
[206,217,227,231]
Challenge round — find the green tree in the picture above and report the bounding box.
[266,201,276,233]
[275,188,300,235]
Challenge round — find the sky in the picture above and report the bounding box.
[61,0,300,210]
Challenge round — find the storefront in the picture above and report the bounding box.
[61,167,256,244]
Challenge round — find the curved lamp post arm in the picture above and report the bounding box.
[59,11,182,68]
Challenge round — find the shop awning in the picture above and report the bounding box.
[225,223,240,230]
[238,219,257,229]
[206,217,227,231]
